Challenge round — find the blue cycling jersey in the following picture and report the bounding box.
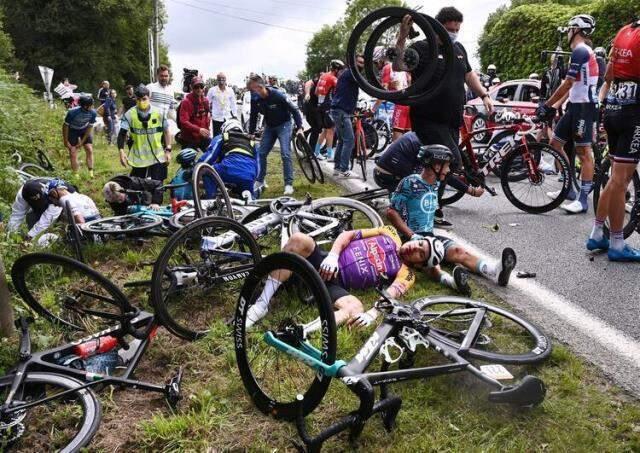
[64,107,97,130]
[390,174,439,234]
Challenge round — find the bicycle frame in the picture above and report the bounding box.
[1,313,178,417]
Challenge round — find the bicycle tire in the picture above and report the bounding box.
[471,114,491,144]
[288,197,383,239]
[0,372,101,452]
[151,216,261,341]
[18,162,49,178]
[37,149,55,171]
[370,119,391,157]
[64,200,85,263]
[593,158,640,239]
[192,162,234,219]
[234,252,336,420]
[293,134,316,184]
[501,142,571,214]
[417,296,552,364]
[440,149,473,207]
[488,131,538,180]
[362,120,378,156]
[168,208,197,230]
[81,214,163,235]
[11,253,132,332]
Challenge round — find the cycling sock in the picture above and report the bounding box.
[326,147,334,159]
[477,259,499,281]
[610,230,625,251]
[254,276,282,311]
[439,272,456,289]
[579,180,592,207]
[303,317,322,335]
[590,218,605,241]
[314,143,321,155]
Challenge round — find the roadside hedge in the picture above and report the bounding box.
[478,0,640,79]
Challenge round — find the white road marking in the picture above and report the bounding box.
[444,230,640,366]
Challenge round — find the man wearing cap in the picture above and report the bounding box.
[117,84,173,181]
[178,76,212,150]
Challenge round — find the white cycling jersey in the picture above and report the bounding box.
[567,42,599,104]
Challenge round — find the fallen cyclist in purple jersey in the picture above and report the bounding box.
[245,225,444,330]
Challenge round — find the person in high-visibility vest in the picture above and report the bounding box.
[117,84,172,181]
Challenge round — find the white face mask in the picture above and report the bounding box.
[448,31,458,43]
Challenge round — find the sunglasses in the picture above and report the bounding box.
[193,84,205,89]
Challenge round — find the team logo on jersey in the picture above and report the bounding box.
[420,192,438,214]
[365,239,387,273]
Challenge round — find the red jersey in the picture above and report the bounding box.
[611,23,640,81]
[315,72,337,105]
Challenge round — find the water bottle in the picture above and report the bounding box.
[73,335,118,359]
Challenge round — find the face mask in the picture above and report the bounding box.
[137,100,150,110]
[448,31,458,43]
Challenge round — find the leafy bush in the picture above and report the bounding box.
[478,0,640,79]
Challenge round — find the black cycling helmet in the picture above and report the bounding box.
[417,144,454,167]
[330,59,345,71]
[134,83,150,98]
[79,95,93,107]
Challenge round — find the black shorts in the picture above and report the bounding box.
[68,128,93,146]
[553,102,597,147]
[304,104,321,131]
[414,122,461,170]
[317,109,335,129]
[373,168,402,193]
[130,162,168,181]
[306,245,350,303]
[604,104,640,164]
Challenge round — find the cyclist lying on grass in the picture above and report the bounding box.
[103,175,164,215]
[246,225,445,330]
[47,179,100,225]
[387,145,516,292]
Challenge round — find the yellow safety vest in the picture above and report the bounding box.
[128,108,165,168]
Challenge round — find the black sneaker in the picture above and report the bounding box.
[498,248,517,286]
[434,217,454,229]
[453,266,472,296]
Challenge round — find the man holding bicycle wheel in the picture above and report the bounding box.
[386,145,516,290]
[245,226,445,330]
[587,19,640,261]
[537,15,599,214]
[394,7,494,228]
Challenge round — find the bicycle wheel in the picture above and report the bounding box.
[64,201,85,263]
[192,162,234,219]
[501,142,571,214]
[487,131,537,180]
[168,208,197,230]
[18,163,49,178]
[356,129,368,181]
[0,372,101,452]
[234,253,336,419]
[81,214,163,235]
[363,120,378,156]
[416,296,552,364]
[593,158,640,239]
[288,197,383,247]
[309,148,325,184]
[37,149,54,171]
[151,216,261,341]
[11,253,131,334]
[440,149,473,207]
[371,119,391,157]
[293,134,316,183]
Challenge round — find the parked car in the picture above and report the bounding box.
[464,79,541,143]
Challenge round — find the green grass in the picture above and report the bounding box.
[2,139,640,451]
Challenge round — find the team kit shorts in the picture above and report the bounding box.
[68,127,93,146]
[392,104,411,132]
[552,102,597,147]
[306,245,350,303]
[604,104,640,164]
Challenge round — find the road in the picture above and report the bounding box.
[318,158,640,396]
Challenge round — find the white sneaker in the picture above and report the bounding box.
[246,303,269,329]
[560,199,587,214]
[339,170,358,178]
[254,181,265,193]
[315,153,326,161]
[284,185,294,195]
[332,169,341,176]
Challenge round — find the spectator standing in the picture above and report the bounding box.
[121,85,137,113]
[330,56,364,178]
[248,74,303,195]
[147,65,176,121]
[62,95,96,178]
[207,72,237,136]
[98,89,118,145]
[97,81,110,104]
[178,76,212,149]
[117,84,172,181]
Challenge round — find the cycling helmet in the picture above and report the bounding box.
[45,178,68,194]
[594,46,607,58]
[417,144,454,167]
[568,14,595,35]
[176,148,197,167]
[79,95,93,107]
[221,118,244,134]
[373,46,386,62]
[529,73,540,80]
[492,77,501,85]
[134,83,150,98]
[423,236,445,268]
[330,59,345,71]
[487,64,497,71]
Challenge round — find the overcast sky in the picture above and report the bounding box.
[163,0,509,87]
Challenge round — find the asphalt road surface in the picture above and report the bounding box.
[318,158,640,396]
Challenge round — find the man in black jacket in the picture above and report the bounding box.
[102,175,164,215]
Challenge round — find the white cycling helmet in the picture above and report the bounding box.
[529,72,540,80]
[222,119,243,134]
[423,236,445,268]
[487,64,497,71]
[492,77,501,85]
[568,14,595,35]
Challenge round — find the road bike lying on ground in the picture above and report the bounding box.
[293,133,324,185]
[234,253,552,451]
[444,114,571,214]
[150,195,382,341]
[4,253,182,452]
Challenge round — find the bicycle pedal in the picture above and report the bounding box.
[380,337,404,364]
[165,367,184,408]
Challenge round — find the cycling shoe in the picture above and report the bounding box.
[453,266,471,296]
[586,237,609,251]
[608,244,640,262]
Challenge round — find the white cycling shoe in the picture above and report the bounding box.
[284,185,294,195]
[560,199,588,214]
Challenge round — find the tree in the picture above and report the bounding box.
[0,9,13,67]
[0,256,14,338]
[0,0,170,92]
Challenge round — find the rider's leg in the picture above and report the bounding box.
[445,243,516,286]
[68,145,79,174]
[333,295,364,326]
[596,162,637,250]
[84,143,94,177]
[575,144,594,209]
